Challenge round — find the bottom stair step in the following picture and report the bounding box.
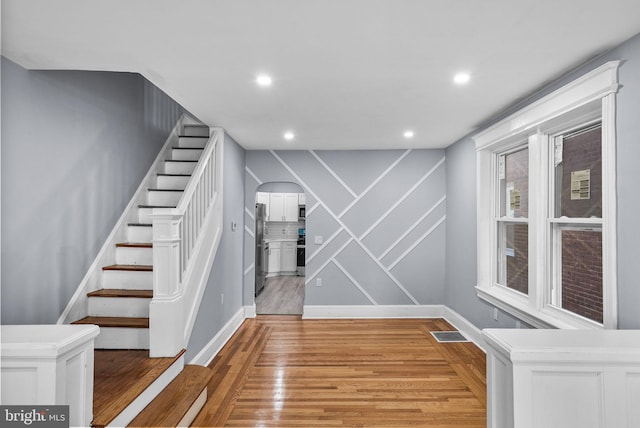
[72,317,149,349]
[128,365,213,428]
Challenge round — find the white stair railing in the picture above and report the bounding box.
[149,127,224,357]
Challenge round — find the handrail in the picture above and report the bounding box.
[150,129,219,295]
[148,126,224,357]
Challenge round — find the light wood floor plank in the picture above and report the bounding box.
[192,317,486,427]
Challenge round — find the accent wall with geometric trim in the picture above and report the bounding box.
[243,149,446,307]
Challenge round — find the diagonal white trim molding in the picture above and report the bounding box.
[379,195,446,260]
[332,259,378,304]
[310,150,358,198]
[271,150,420,304]
[245,166,263,186]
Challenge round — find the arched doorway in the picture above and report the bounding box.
[254,182,305,315]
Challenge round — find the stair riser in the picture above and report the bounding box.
[94,327,149,350]
[116,247,153,265]
[164,161,196,175]
[103,270,153,290]
[138,208,154,224]
[178,388,207,428]
[178,137,208,149]
[171,149,203,161]
[182,125,209,138]
[156,175,190,190]
[147,190,183,206]
[128,226,152,242]
[88,297,151,317]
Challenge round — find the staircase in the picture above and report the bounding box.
[60,119,222,426]
[71,124,210,350]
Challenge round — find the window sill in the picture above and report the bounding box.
[476,284,603,330]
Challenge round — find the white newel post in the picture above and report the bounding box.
[149,212,185,357]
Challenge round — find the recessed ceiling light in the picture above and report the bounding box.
[453,72,471,85]
[256,74,272,87]
[283,131,295,141]
[404,130,415,138]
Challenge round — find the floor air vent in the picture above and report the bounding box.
[431,331,469,343]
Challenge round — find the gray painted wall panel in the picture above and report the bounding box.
[275,150,355,214]
[363,167,446,259]
[380,202,447,268]
[1,58,190,324]
[340,150,444,237]
[304,261,372,305]
[392,225,446,303]
[245,149,446,308]
[313,150,406,195]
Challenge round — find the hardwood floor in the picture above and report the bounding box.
[256,276,305,315]
[193,317,486,427]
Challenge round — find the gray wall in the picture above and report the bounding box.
[1,57,191,324]
[445,32,640,329]
[244,150,446,307]
[185,134,246,361]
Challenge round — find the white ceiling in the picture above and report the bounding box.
[3,0,640,150]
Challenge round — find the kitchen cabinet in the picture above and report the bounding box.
[267,241,281,274]
[268,193,299,222]
[281,242,297,272]
[298,193,306,205]
[265,240,297,275]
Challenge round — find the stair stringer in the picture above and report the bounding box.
[149,129,225,357]
[56,114,197,325]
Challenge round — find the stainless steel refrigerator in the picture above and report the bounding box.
[254,203,267,296]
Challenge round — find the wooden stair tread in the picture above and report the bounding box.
[157,173,191,177]
[115,242,152,248]
[128,365,213,427]
[72,316,149,328]
[164,159,198,163]
[93,349,186,428]
[87,289,153,298]
[127,223,151,227]
[171,146,204,150]
[147,188,184,192]
[102,264,152,272]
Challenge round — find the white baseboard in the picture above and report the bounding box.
[302,305,445,319]
[189,307,246,366]
[442,306,486,351]
[302,304,485,351]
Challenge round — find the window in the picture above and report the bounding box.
[474,61,619,329]
[497,147,529,295]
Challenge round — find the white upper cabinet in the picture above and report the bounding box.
[284,194,299,221]
[268,193,285,221]
[266,192,299,222]
[298,193,306,205]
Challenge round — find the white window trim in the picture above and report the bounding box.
[474,61,620,330]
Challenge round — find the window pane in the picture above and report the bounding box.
[555,124,602,218]
[497,223,528,294]
[559,228,603,323]
[500,148,529,218]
